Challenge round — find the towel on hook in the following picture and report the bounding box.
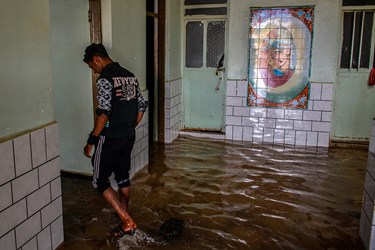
[369,68,375,86]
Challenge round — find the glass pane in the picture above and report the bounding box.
[360,12,374,68]
[340,12,354,69]
[352,12,363,69]
[185,8,227,16]
[343,0,375,6]
[186,21,204,68]
[185,0,227,5]
[207,21,225,68]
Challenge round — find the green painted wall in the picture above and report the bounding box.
[166,0,182,81]
[50,0,93,174]
[110,0,147,90]
[0,0,54,139]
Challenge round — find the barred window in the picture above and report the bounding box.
[340,10,374,69]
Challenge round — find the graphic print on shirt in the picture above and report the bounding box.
[113,77,137,101]
[97,78,112,112]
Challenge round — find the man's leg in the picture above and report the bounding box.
[119,186,130,211]
[103,187,136,231]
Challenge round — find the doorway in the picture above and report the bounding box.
[183,19,226,132]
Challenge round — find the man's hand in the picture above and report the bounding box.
[84,144,94,158]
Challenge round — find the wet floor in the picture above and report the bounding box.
[58,135,368,250]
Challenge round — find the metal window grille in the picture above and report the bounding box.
[340,10,374,69]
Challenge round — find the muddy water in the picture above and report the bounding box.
[60,136,367,250]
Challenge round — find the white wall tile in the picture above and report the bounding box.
[318,132,330,147]
[12,169,38,202]
[285,110,303,120]
[237,81,248,97]
[234,107,249,116]
[242,117,258,127]
[322,112,332,122]
[226,80,237,96]
[30,129,46,168]
[27,184,51,216]
[0,183,12,212]
[233,126,243,141]
[368,153,375,181]
[276,119,294,129]
[312,122,331,132]
[274,129,285,144]
[45,124,59,161]
[259,118,276,129]
[243,127,253,141]
[0,141,15,186]
[225,126,233,140]
[295,131,307,146]
[0,199,27,237]
[321,84,334,100]
[51,216,64,249]
[250,108,267,118]
[226,107,233,116]
[13,134,32,177]
[313,101,332,111]
[267,109,284,119]
[306,132,318,147]
[263,128,274,143]
[15,213,41,248]
[253,127,264,142]
[285,130,296,145]
[21,237,37,250]
[41,197,62,229]
[365,173,375,203]
[370,136,375,156]
[226,116,242,126]
[38,158,61,187]
[294,121,312,131]
[0,231,16,250]
[50,179,61,202]
[310,83,322,100]
[226,96,242,106]
[37,225,51,250]
[303,111,322,121]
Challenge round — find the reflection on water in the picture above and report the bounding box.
[61,136,367,250]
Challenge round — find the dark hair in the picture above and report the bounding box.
[83,43,109,63]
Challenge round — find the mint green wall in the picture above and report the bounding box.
[166,0,182,81]
[109,0,147,90]
[0,0,54,139]
[50,0,93,174]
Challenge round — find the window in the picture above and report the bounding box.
[340,10,375,69]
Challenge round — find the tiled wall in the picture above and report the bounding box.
[165,79,183,143]
[130,91,150,177]
[360,119,375,249]
[225,80,333,147]
[0,123,63,250]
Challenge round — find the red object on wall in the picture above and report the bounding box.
[369,68,375,86]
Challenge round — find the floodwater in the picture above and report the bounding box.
[59,135,367,250]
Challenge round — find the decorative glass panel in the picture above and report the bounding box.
[186,21,204,68]
[248,7,314,109]
[185,0,227,5]
[185,8,227,16]
[207,21,225,68]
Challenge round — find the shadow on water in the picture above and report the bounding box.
[59,135,367,250]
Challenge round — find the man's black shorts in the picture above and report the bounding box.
[91,135,135,193]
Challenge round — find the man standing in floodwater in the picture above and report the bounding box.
[83,43,148,237]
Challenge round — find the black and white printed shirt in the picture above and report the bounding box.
[96,62,148,137]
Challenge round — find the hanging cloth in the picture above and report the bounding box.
[369,68,375,86]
